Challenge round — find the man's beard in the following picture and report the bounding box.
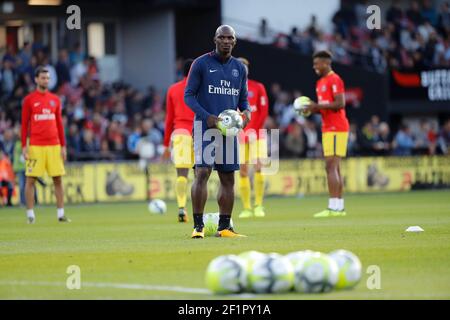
[37,84,48,91]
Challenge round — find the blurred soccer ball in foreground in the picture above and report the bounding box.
[293,252,338,293]
[328,249,362,290]
[205,255,247,294]
[148,199,167,214]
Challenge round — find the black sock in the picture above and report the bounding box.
[218,214,231,231]
[193,213,204,229]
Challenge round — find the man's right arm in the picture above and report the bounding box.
[21,97,30,148]
[184,59,211,122]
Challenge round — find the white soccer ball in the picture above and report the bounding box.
[148,199,167,214]
[205,255,247,294]
[328,249,362,290]
[293,96,312,117]
[247,254,294,294]
[293,252,339,293]
[203,213,234,237]
[285,250,316,267]
[217,109,244,136]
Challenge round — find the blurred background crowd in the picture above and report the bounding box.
[1,0,450,171]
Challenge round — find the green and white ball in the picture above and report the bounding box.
[217,109,243,136]
[247,254,294,294]
[205,255,247,294]
[293,96,312,117]
[328,250,362,290]
[285,250,316,267]
[203,213,233,237]
[293,252,339,293]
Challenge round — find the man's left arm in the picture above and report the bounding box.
[238,67,251,126]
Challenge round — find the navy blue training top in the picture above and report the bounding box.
[184,51,250,124]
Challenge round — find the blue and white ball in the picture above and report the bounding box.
[148,199,167,214]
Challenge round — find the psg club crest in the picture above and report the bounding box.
[50,100,56,107]
[248,91,254,98]
[232,69,239,77]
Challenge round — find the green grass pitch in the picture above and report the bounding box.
[0,190,449,299]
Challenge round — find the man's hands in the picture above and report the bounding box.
[61,146,67,161]
[241,109,251,128]
[22,146,28,161]
[207,115,221,128]
[162,147,171,161]
[303,101,321,114]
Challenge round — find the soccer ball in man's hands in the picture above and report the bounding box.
[328,249,362,290]
[247,254,294,293]
[217,109,244,136]
[205,255,247,294]
[293,96,312,117]
[203,213,234,237]
[293,252,339,293]
[148,199,167,214]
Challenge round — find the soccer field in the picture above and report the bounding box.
[0,190,449,300]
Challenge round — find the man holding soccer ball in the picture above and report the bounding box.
[184,25,251,238]
[301,50,349,217]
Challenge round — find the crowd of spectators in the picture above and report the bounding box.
[252,0,450,72]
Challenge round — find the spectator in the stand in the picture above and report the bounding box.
[17,42,33,74]
[56,49,71,88]
[127,124,142,156]
[0,147,14,207]
[71,56,88,86]
[313,32,330,52]
[283,120,306,158]
[268,83,281,116]
[80,128,100,155]
[422,0,438,27]
[69,42,85,66]
[407,1,424,26]
[360,122,378,155]
[373,122,392,155]
[437,119,450,154]
[332,2,357,38]
[386,0,404,27]
[67,123,82,160]
[393,124,416,156]
[257,18,275,44]
[307,15,320,39]
[1,59,15,97]
[304,120,320,158]
[437,2,450,35]
[0,128,14,160]
[42,56,58,91]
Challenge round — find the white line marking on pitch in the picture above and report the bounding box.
[0,281,256,298]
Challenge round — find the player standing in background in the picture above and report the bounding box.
[21,66,70,224]
[162,59,195,223]
[184,25,251,239]
[237,57,269,219]
[303,51,349,217]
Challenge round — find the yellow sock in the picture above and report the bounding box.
[176,176,188,208]
[239,176,252,210]
[254,172,265,207]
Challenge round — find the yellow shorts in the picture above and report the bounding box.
[26,145,66,177]
[239,139,268,164]
[172,134,194,169]
[322,132,349,157]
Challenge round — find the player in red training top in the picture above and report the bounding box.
[21,66,70,224]
[304,51,349,218]
[237,57,269,219]
[162,59,195,223]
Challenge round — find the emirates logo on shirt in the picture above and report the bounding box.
[34,108,56,121]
